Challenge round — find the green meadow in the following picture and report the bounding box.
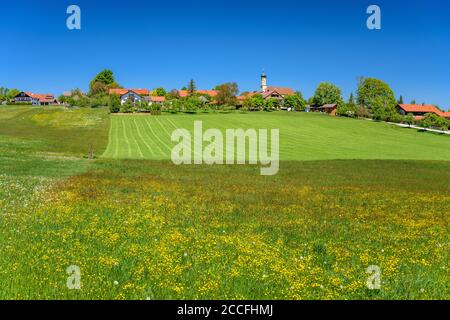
[0,106,449,300]
[103,113,450,160]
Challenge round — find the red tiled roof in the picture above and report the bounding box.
[398,104,442,115]
[178,90,218,97]
[109,88,149,96]
[266,86,294,95]
[18,92,55,101]
[29,93,56,102]
[148,96,166,102]
[109,89,128,95]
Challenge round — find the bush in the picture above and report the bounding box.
[264,98,279,111]
[182,96,202,113]
[109,95,121,113]
[404,113,414,127]
[284,93,306,111]
[120,100,133,113]
[418,113,449,131]
[356,106,370,118]
[337,103,357,118]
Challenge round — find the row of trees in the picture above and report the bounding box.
[307,78,400,120]
[59,70,121,108]
[6,68,446,130]
[309,78,449,129]
[0,87,20,104]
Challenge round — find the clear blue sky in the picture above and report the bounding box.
[1,0,449,109]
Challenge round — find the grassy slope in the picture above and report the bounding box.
[0,106,449,299]
[103,112,450,161]
[0,106,110,157]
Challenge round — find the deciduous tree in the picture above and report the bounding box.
[215,82,239,107]
[89,69,119,96]
[357,78,396,111]
[312,82,344,107]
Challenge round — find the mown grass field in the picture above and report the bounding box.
[103,113,450,161]
[0,106,449,300]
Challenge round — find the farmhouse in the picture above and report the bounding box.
[396,104,450,120]
[311,104,338,116]
[14,92,57,105]
[108,88,150,105]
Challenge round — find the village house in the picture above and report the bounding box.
[14,92,57,106]
[108,88,150,105]
[396,104,450,120]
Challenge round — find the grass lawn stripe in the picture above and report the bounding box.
[142,117,170,156]
[121,117,132,158]
[128,118,145,159]
[114,117,120,158]
[137,117,162,158]
[133,117,155,157]
[103,116,114,158]
[127,118,144,158]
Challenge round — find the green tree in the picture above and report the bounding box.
[215,82,239,107]
[58,95,67,104]
[371,96,398,121]
[312,82,344,107]
[251,94,265,111]
[187,79,196,95]
[7,89,20,101]
[89,81,108,97]
[89,69,119,96]
[0,87,10,102]
[152,88,167,97]
[183,96,202,113]
[404,113,414,127]
[357,78,396,112]
[92,69,115,86]
[109,94,121,113]
[264,97,279,111]
[242,96,254,111]
[337,92,358,117]
[284,92,306,111]
[398,95,404,104]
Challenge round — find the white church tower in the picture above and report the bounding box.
[261,72,268,92]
